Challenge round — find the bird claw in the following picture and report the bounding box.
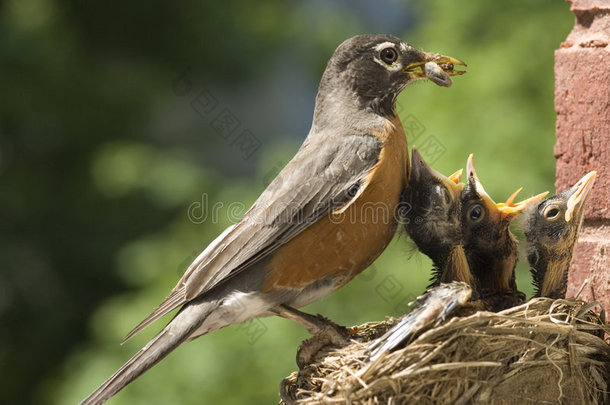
[271,305,350,367]
[296,316,350,368]
[296,331,348,369]
[279,371,298,404]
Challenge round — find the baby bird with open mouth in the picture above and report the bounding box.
[461,154,547,311]
[400,147,471,287]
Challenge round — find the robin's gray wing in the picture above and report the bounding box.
[124,133,385,341]
[368,282,471,361]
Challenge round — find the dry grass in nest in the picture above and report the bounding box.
[280,298,609,405]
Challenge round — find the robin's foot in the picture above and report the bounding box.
[279,371,298,405]
[296,331,346,369]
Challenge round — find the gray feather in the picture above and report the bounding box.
[368,282,471,360]
[124,133,382,341]
[81,300,222,405]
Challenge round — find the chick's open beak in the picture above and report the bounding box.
[466,154,547,220]
[497,188,549,219]
[466,154,497,213]
[565,171,597,222]
[448,169,463,184]
[412,147,464,197]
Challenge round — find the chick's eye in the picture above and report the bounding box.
[380,48,398,64]
[443,189,450,204]
[545,206,560,219]
[469,205,482,221]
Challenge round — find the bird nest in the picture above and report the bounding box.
[280,298,609,405]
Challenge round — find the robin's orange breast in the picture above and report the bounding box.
[262,115,408,293]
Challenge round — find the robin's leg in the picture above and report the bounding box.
[271,304,348,339]
[271,304,350,367]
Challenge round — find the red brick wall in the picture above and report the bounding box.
[555,0,609,311]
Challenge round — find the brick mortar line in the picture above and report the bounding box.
[578,222,610,243]
[578,235,610,244]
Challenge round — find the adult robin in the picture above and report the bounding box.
[461,154,547,310]
[400,147,471,287]
[524,171,596,299]
[81,34,465,404]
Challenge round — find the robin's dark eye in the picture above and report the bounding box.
[380,48,398,64]
[468,205,483,221]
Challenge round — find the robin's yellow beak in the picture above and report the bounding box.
[404,52,467,78]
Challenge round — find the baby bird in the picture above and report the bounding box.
[461,154,547,310]
[524,171,597,299]
[370,156,552,359]
[370,153,549,359]
[370,150,474,360]
[400,147,472,287]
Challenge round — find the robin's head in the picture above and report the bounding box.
[315,34,465,120]
[461,154,547,291]
[524,171,596,298]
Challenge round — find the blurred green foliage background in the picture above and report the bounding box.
[0,0,573,404]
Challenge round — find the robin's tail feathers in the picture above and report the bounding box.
[80,300,220,405]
